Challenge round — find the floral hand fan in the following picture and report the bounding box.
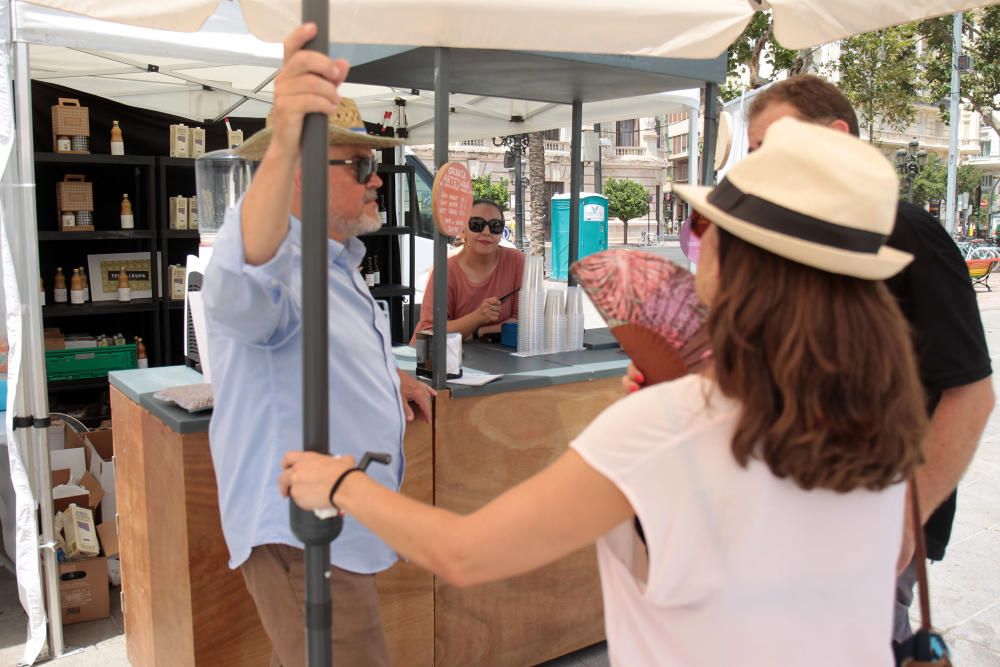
[570,250,711,385]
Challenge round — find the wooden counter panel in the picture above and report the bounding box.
[110,387,155,667]
[176,426,271,665]
[378,417,434,667]
[433,378,620,667]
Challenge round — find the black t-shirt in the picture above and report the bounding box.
[884,201,992,561]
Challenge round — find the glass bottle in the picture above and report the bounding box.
[372,255,381,286]
[40,275,46,307]
[120,194,134,229]
[110,120,124,155]
[70,268,84,305]
[79,267,90,302]
[117,266,131,302]
[53,267,68,303]
[136,337,148,369]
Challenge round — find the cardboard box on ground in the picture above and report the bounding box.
[47,419,120,625]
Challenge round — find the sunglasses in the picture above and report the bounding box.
[690,211,712,238]
[327,155,378,184]
[468,217,505,235]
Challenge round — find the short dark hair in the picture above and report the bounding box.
[748,75,861,138]
[471,199,504,217]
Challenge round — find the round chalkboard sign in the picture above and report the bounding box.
[431,162,473,237]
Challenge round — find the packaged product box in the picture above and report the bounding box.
[171,264,186,300]
[170,196,189,230]
[190,127,206,158]
[62,503,100,560]
[187,196,199,230]
[169,123,189,158]
[59,557,109,624]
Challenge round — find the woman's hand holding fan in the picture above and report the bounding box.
[570,250,711,386]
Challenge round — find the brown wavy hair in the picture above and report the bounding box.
[708,229,927,492]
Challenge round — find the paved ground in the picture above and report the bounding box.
[2,277,998,667]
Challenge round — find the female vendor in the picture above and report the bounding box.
[413,199,524,341]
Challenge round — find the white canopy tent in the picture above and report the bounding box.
[4,0,998,664]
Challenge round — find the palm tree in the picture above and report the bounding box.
[527,131,546,257]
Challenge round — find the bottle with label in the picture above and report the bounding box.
[117,267,131,302]
[364,257,375,288]
[120,194,134,229]
[110,121,125,155]
[78,267,90,302]
[70,268,85,305]
[378,194,387,225]
[372,255,381,286]
[53,267,68,303]
[136,337,148,369]
[40,275,46,306]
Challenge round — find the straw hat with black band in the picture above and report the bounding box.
[674,117,913,280]
[236,97,404,161]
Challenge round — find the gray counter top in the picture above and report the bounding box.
[110,366,211,435]
[111,334,628,434]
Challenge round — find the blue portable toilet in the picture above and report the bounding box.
[550,193,609,280]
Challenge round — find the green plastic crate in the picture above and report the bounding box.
[45,344,137,382]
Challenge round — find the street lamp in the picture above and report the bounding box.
[895,137,928,204]
[493,134,530,249]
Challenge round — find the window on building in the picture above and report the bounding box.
[673,161,689,183]
[668,111,690,125]
[983,140,992,157]
[669,134,689,155]
[616,119,639,147]
[543,128,561,142]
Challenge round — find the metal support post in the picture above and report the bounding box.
[568,100,583,286]
[431,48,450,389]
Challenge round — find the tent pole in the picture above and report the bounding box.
[568,100,582,286]
[290,4,342,667]
[701,82,719,186]
[431,48,449,389]
[13,40,63,659]
[593,123,602,194]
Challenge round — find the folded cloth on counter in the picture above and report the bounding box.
[153,383,214,413]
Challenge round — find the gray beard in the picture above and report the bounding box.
[330,210,380,238]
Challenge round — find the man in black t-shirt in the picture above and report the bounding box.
[745,77,994,644]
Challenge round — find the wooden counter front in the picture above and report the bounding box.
[111,365,621,666]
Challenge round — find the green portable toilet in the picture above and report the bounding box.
[550,193,608,280]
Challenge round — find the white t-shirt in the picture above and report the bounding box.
[570,374,903,667]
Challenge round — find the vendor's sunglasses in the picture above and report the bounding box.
[328,155,378,184]
[690,211,712,238]
[468,217,505,235]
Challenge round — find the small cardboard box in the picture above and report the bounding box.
[169,124,189,158]
[52,470,104,514]
[59,557,109,625]
[170,196,188,230]
[84,429,116,520]
[190,127,206,158]
[187,196,199,230]
[62,504,100,559]
[227,129,244,150]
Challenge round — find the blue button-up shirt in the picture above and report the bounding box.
[203,203,404,573]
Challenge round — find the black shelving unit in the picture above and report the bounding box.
[156,156,200,365]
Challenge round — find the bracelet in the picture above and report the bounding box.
[328,467,364,514]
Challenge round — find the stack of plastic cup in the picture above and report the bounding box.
[517,255,546,354]
[564,286,585,351]
[544,290,566,354]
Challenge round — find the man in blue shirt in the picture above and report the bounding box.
[202,23,434,666]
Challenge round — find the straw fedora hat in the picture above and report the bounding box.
[674,117,912,280]
[236,97,403,161]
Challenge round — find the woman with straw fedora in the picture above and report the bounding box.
[280,117,927,666]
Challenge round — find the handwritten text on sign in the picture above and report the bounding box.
[432,162,473,237]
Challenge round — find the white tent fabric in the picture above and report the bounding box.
[717,82,775,180]
[25,0,998,56]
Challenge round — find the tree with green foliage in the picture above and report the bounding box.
[909,153,981,206]
[722,11,801,101]
[471,175,510,212]
[838,25,922,143]
[604,178,649,243]
[919,8,1000,136]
